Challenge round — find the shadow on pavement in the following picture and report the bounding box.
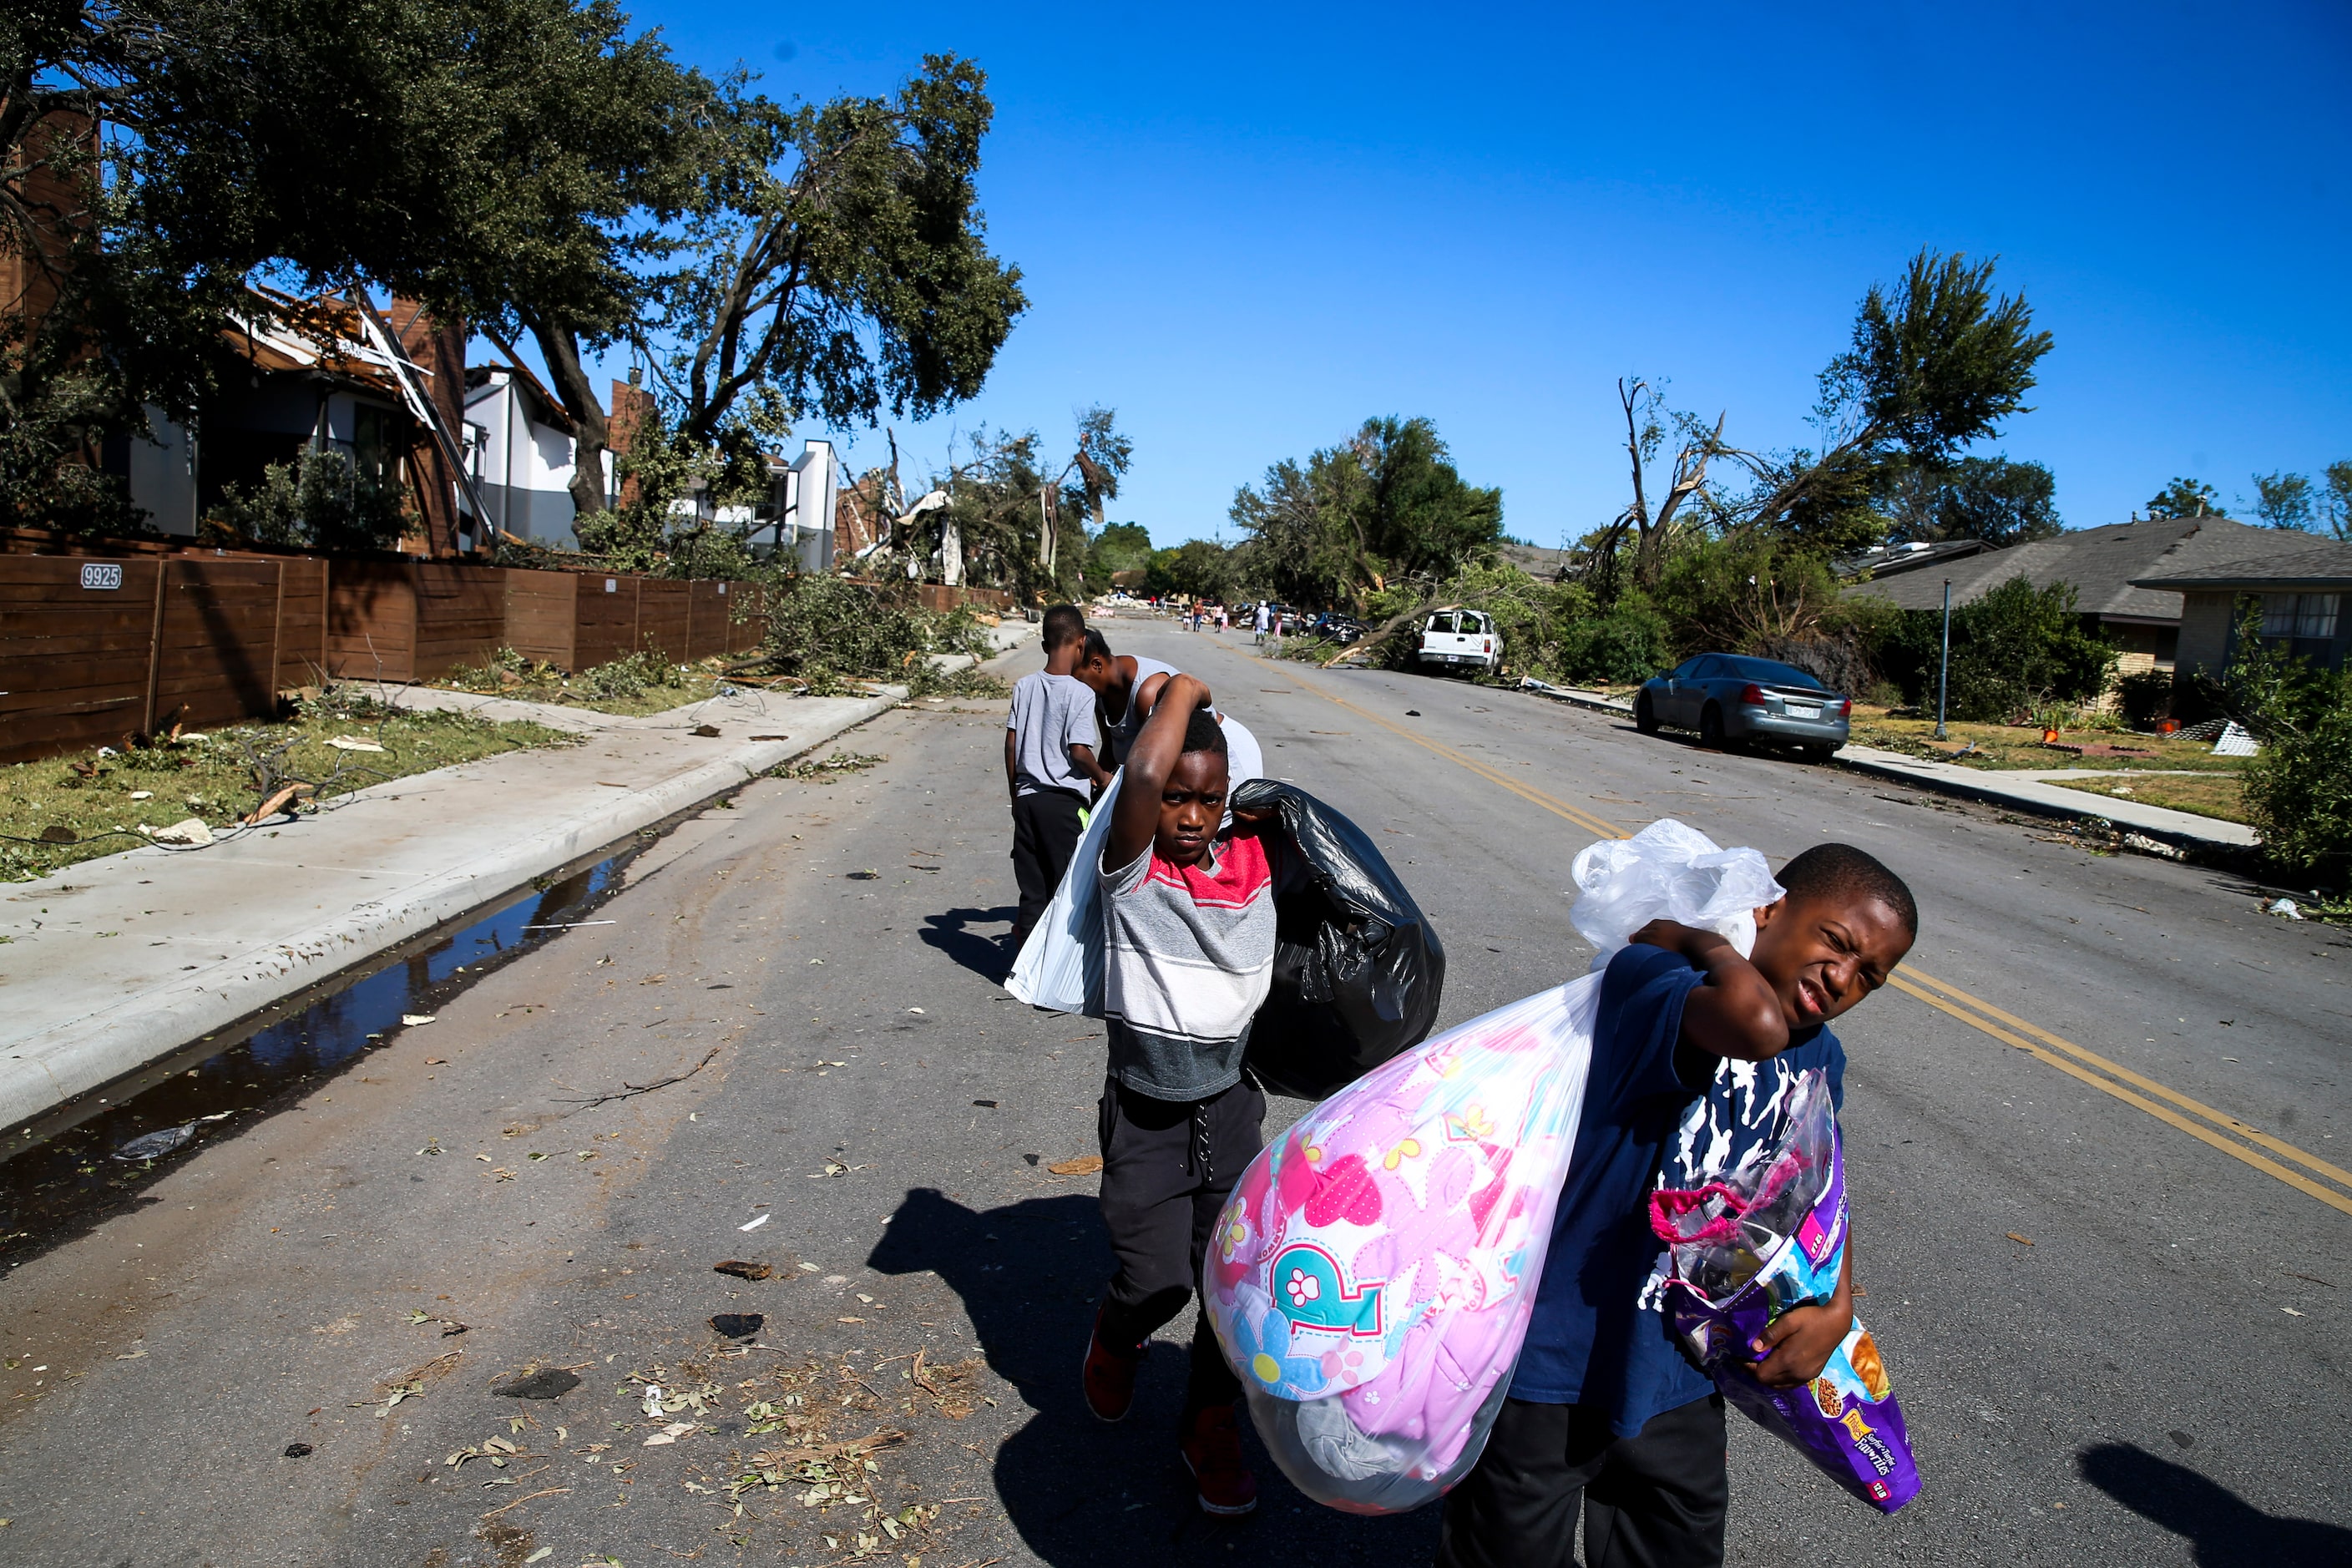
[2077,1442,2352,1565]
[868,1186,1441,1565]
[921,905,1019,981]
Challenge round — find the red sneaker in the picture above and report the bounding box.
[1179,1404,1258,1515]
[1082,1308,1143,1423]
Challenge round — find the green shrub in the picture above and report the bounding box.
[2116,669,2175,729]
[1877,574,2113,721]
[759,574,998,692]
[2243,689,2352,883]
[576,652,685,701]
[1553,593,1675,685]
[2209,606,2352,883]
[211,448,409,552]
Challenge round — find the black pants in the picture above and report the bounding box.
[1009,789,1086,943]
[1095,1075,1265,1415]
[1436,1394,1728,1568]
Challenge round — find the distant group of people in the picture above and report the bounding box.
[1001,601,1922,1565]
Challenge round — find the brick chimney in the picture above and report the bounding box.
[0,111,98,338]
[608,374,657,511]
[392,296,469,555]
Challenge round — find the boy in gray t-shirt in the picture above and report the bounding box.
[1004,605,1108,947]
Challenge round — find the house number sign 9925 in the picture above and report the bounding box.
[80,563,124,590]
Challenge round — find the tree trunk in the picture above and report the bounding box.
[521,314,613,518]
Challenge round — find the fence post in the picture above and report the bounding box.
[140,559,170,736]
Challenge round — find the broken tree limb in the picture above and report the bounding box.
[555,1047,721,1109]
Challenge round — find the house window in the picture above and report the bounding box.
[352,403,390,487]
[2261,593,2337,639]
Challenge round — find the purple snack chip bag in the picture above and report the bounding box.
[1653,1080,1921,1514]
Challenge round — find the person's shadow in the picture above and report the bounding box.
[868,1186,1442,1565]
[2078,1442,2352,1565]
[920,906,1019,982]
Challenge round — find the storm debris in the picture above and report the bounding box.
[555,1045,721,1108]
[491,1368,580,1399]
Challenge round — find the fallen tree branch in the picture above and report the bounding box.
[555,1047,721,1109]
[479,1485,569,1520]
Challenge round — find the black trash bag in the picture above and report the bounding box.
[1232,778,1445,1100]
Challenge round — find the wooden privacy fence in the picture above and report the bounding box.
[2,552,771,766]
[0,554,330,764]
[325,560,508,683]
[503,569,767,670]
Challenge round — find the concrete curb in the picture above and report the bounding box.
[0,690,903,1133]
[1512,676,2253,859]
[1518,678,1634,716]
[1828,747,2257,857]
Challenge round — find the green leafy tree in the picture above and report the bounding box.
[2322,461,2352,543]
[1879,455,2062,546]
[1229,416,1502,612]
[3,8,1023,554]
[4,0,692,527]
[2248,470,2314,530]
[1656,533,1886,654]
[2146,476,2225,518]
[1146,539,1237,602]
[465,49,1026,533]
[1706,250,2053,554]
[1088,522,1152,581]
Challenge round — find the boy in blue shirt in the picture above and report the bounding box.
[1437,844,1918,1568]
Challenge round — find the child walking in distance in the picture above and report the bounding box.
[1437,844,1918,1568]
[1004,606,1110,949]
[1082,673,1278,1516]
[1070,630,1216,768]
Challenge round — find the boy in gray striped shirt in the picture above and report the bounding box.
[1081,671,1279,1517]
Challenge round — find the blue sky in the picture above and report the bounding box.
[607,1,2351,549]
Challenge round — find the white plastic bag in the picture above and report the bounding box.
[1570,819,1784,970]
[1206,818,1782,1514]
[1222,715,1264,788]
[1005,771,1122,1015]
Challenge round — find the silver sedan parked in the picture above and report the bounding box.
[1633,653,1852,758]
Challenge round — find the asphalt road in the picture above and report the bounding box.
[0,620,2345,1567]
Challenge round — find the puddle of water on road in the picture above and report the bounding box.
[0,847,639,1263]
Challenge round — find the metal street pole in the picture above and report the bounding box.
[1935,578,1952,741]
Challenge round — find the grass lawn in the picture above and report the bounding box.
[1,696,577,883]
[1845,709,2246,774]
[2042,771,2251,825]
[430,649,731,716]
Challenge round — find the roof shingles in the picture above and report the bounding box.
[1847,517,2331,622]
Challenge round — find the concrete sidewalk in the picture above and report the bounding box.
[0,680,928,1135]
[1830,743,2257,851]
[1513,676,2255,854]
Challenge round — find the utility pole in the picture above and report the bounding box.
[1935,579,1953,741]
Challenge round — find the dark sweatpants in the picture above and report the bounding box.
[1095,1075,1265,1416]
[1436,1394,1728,1568]
[1009,788,1086,944]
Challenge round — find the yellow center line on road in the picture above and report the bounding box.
[1242,647,2352,1216]
[1253,658,1627,841]
[1893,967,2352,1205]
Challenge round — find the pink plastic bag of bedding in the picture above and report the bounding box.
[1202,819,1783,1514]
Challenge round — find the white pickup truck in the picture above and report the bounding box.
[1417,607,1501,674]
